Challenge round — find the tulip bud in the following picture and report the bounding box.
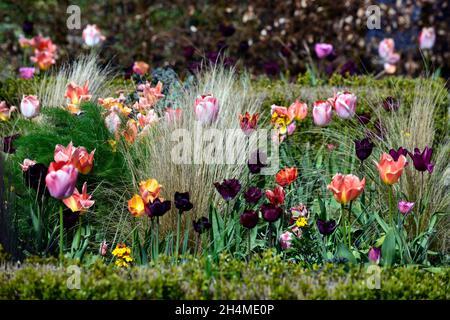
[194,94,219,125]
[20,95,40,118]
[332,91,357,119]
[45,162,78,199]
[312,100,332,126]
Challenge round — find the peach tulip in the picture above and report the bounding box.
[45,161,78,199]
[0,101,16,121]
[30,50,55,70]
[375,153,407,185]
[312,100,332,126]
[20,95,40,118]
[327,173,365,204]
[71,146,95,175]
[63,182,95,213]
[128,194,145,217]
[288,100,308,121]
[132,61,150,75]
[54,142,75,163]
[124,119,138,144]
[139,178,161,203]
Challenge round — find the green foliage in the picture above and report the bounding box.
[0,253,448,299]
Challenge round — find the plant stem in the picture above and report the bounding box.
[175,211,181,259]
[268,222,273,248]
[348,201,353,248]
[247,230,252,261]
[59,206,64,264]
[388,185,395,224]
[155,217,159,260]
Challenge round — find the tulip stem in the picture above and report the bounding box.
[59,206,64,264]
[247,230,252,262]
[175,211,181,260]
[155,217,159,260]
[388,185,395,224]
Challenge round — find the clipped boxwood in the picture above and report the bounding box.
[0,252,448,300]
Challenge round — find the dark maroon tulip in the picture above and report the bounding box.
[214,178,241,201]
[316,219,337,235]
[354,138,374,162]
[356,112,371,125]
[174,191,193,212]
[145,198,171,217]
[193,217,211,234]
[389,147,408,161]
[382,96,400,112]
[263,61,280,77]
[408,147,434,173]
[340,60,357,76]
[244,186,263,204]
[248,150,267,174]
[240,210,259,229]
[261,204,282,222]
[24,163,48,196]
[3,134,20,154]
[183,46,195,59]
[219,23,235,37]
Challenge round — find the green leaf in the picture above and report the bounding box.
[382,228,396,266]
[335,244,357,264]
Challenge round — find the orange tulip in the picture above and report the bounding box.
[239,112,259,135]
[275,167,298,186]
[288,100,308,121]
[375,153,407,185]
[139,178,161,203]
[128,194,145,217]
[327,173,365,204]
[65,81,91,114]
[71,146,95,175]
[63,182,95,213]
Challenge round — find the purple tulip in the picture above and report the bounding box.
[261,204,282,222]
[19,67,35,79]
[389,147,408,161]
[248,150,267,174]
[357,112,371,125]
[240,210,259,229]
[314,43,334,59]
[398,201,414,216]
[174,192,193,212]
[368,247,381,264]
[408,147,434,173]
[145,198,171,217]
[214,178,241,201]
[316,219,337,236]
[263,61,280,77]
[244,186,263,204]
[354,138,374,162]
[193,217,211,234]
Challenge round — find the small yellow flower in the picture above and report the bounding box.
[112,243,133,267]
[295,217,308,228]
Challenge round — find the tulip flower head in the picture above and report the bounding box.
[82,24,106,47]
[71,146,95,175]
[63,182,95,213]
[378,38,400,74]
[389,147,408,161]
[65,81,91,114]
[54,142,75,163]
[368,247,381,264]
[244,186,263,204]
[261,203,282,222]
[354,138,374,162]
[139,178,162,203]
[165,108,182,124]
[240,210,259,229]
[174,192,193,212]
[145,198,171,217]
[0,101,16,121]
[239,112,259,135]
[330,91,357,119]
[20,159,37,172]
[312,100,332,126]
[275,167,298,187]
[327,173,365,204]
[290,204,309,223]
[398,200,414,216]
[247,150,267,174]
[193,217,212,234]
[271,105,293,135]
[19,67,35,79]
[45,161,78,199]
[194,94,219,125]
[408,147,434,173]
[316,219,337,236]
[375,153,407,185]
[132,61,150,75]
[214,178,241,201]
[99,241,108,256]
[314,43,334,59]
[265,185,285,206]
[419,27,436,50]
[279,231,293,249]
[128,194,145,217]
[20,95,40,118]
[104,111,121,135]
[288,100,308,121]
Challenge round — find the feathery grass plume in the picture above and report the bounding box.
[121,65,264,237]
[35,54,116,108]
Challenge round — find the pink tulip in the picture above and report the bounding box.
[419,27,436,50]
[279,231,293,250]
[20,159,36,172]
[331,91,357,119]
[314,43,334,59]
[20,95,40,118]
[378,38,395,60]
[45,162,78,199]
[312,100,332,126]
[368,247,381,264]
[194,94,219,124]
[105,111,121,134]
[19,67,35,79]
[100,240,108,256]
[54,142,75,163]
[82,24,105,47]
[398,201,414,216]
